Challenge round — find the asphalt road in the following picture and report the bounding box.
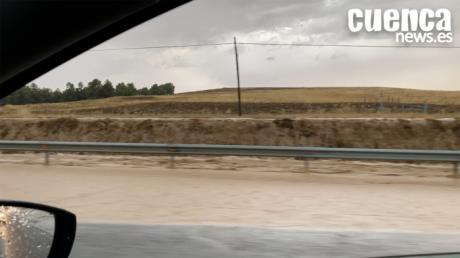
[70,224,460,258]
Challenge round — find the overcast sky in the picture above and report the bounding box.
[33,0,460,92]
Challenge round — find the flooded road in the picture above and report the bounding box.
[0,159,459,232]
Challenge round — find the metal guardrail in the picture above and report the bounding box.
[0,140,459,177]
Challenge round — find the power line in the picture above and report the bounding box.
[91,41,460,51]
[91,42,233,51]
[238,42,460,49]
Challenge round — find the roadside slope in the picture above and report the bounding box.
[1,117,459,149]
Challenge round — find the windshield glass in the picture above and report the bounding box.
[1,0,460,257]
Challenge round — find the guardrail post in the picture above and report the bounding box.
[44,152,50,166]
[167,147,177,169]
[169,154,175,169]
[41,144,50,166]
[304,158,309,173]
[454,162,459,178]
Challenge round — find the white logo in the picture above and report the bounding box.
[348,9,453,44]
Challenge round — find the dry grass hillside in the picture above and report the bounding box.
[1,87,460,118]
[171,87,460,104]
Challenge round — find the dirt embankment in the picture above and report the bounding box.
[74,102,460,116]
[3,102,459,117]
[0,118,459,149]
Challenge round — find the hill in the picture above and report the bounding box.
[1,87,459,118]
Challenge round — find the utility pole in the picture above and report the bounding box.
[233,36,242,116]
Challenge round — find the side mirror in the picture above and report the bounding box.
[0,201,76,258]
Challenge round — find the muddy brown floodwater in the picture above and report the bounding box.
[0,155,460,232]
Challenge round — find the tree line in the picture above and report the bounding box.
[0,79,175,105]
